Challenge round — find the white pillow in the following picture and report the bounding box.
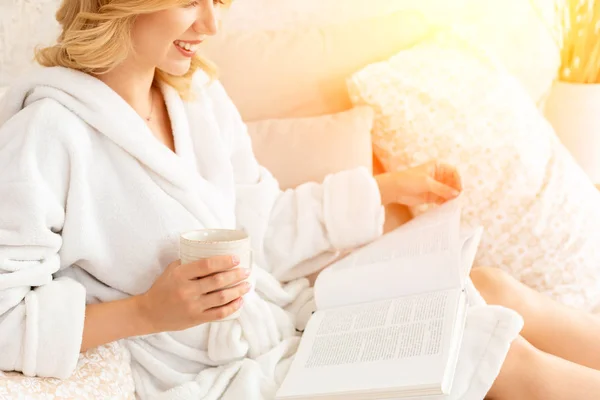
[348,32,600,311]
[451,0,560,106]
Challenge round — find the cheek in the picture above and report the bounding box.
[132,12,191,61]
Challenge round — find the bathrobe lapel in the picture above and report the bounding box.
[160,81,236,228]
[3,66,231,228]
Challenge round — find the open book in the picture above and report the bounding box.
[276,199,483,400]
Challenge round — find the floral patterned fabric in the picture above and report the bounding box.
[0,342,135,400]
[348,32,600,311]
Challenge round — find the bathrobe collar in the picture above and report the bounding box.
[0,66,233,227]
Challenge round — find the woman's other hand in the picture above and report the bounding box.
[375,161,463,207]
[135,256,251,333]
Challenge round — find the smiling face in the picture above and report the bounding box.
[130,0,220,76]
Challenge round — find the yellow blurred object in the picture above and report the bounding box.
[557,0,600,83]
[542,0,600,183]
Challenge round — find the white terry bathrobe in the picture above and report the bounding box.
[0,67,523,400]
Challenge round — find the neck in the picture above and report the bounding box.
[96,59,156,119]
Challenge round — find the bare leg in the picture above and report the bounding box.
[471,266,600,370]
[487,336,600,400]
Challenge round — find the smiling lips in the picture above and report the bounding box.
[174,40,201,57]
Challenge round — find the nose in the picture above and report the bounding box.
[192,1,218,36]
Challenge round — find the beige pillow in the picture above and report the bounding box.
[247,106,374,189]
[250,106,412,282]
[348,32,600,311]
[248,107,412,235]
[218,0,558,112]
[203,10,430,121]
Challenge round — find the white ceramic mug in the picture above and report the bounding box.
[180,229,254,321]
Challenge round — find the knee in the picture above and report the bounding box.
[508,336,539,365]
[488,336,540,399]
[507,337,545,397]
[470,267,518,308]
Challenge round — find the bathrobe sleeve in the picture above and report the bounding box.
[207,82,385,280]
[0,101,86,378]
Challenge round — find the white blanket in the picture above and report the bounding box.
[0,67,523,400]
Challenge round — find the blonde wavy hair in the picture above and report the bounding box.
[36,0,219,98]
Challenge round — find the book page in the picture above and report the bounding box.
[276,289,463,400]
[315,200,463,311]
[308,293,449,367]
[460,227,483,277]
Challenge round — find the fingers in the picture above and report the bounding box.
[451,166,463,191]
[202,282,251,309]
[436,163,463,192]
[204,297,245,321]
[198,267,250,293]
[432,195,448,205]
[426,177,461,201]
[178,255,239,280]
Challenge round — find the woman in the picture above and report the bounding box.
[1,0,600,399]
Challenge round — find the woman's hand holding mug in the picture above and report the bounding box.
[136,256,251,333]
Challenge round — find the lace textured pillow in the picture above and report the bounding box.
[0,342,135,400]
[348,33,600,311]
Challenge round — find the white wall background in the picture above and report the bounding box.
[0,0,61,86]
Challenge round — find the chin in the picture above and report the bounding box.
[158,60,193,77]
